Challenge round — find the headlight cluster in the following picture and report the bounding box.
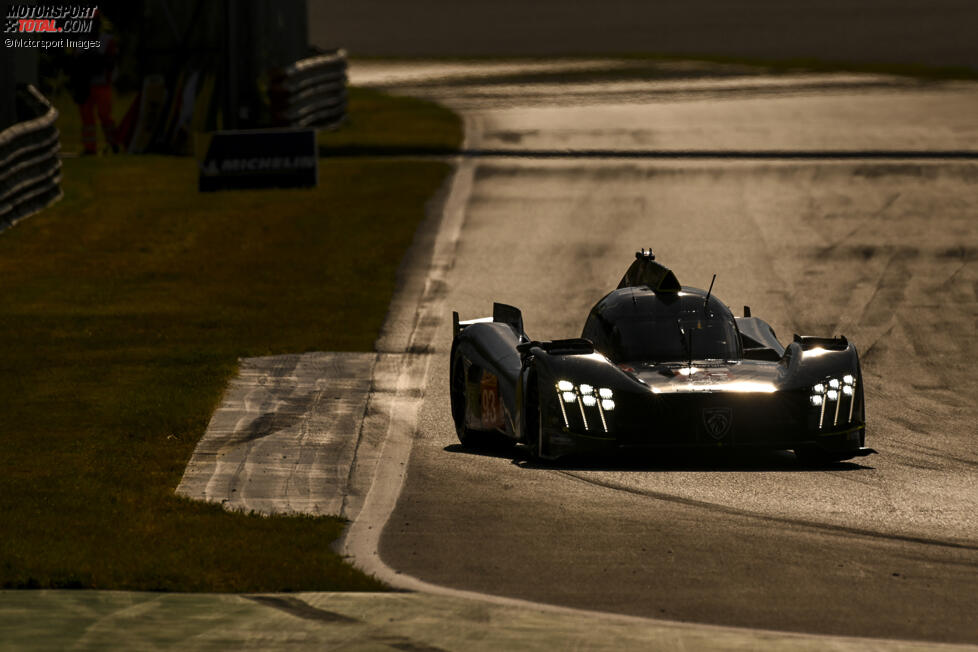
[810,374,857,429]
[809,374,855,406]
[553,380,615,433]
[556,380,615,411]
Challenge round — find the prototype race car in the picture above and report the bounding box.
[449,249,873,464]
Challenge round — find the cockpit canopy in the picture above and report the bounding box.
[582,286,741,364]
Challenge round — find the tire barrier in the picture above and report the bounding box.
[269,49,348,129]
[0,85,62,232]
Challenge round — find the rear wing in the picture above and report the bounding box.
[453,302,526,339]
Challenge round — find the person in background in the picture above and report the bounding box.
[68,14,119,155]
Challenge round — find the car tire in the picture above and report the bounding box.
[451,354,514,451]
[450,355,478,446]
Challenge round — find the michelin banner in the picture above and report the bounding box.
[197,128,317,192]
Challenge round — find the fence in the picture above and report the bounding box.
[0,85,61,231]
[269,49,348,129]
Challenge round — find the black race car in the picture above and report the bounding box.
[449,249,873,464]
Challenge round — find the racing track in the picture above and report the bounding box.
[350,65,978,644]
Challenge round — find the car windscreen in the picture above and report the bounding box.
[607,316,739,364]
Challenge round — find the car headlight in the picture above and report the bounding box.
[556,381,614,408]
[811,373,858,430]
[811,375,856,403]
[552,381,616,432]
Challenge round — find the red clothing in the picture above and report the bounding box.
[76,31,119,153]
[80,82,117,153]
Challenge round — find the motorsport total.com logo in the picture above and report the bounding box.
[5,4,98,35]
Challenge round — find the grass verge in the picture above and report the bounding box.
[318,87,463,155]
[0,90,461,591]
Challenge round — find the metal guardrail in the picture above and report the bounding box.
[269,49,348,129]
[0,85,62,231]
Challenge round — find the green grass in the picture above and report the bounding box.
[318,87,464,155]
[51,86,465,157]
[0,91,461,591]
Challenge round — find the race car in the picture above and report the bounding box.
[449,249,874,464]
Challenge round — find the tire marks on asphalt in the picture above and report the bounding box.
[556,469,978,552]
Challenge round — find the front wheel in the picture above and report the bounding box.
[451,354,514,451]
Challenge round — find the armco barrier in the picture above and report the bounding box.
[269,49,348,129]
[0,85,62,231]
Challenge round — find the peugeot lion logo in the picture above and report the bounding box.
[702,407,732,440]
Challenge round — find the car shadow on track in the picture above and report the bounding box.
[442,444,874,472]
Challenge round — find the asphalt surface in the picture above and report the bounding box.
[348,64,978,643]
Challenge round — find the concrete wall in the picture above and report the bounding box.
[309,0,977,71]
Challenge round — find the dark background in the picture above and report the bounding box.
[309,0,978,71]
[0,0,310,130]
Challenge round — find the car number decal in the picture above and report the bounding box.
[480,371,504,429]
